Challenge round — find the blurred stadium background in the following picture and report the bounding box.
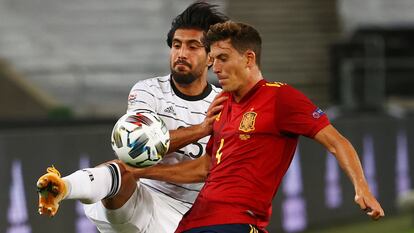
[1,0,414,232]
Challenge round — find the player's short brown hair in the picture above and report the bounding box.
[207,21,262,67]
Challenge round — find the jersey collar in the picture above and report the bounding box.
[170,75,213,101]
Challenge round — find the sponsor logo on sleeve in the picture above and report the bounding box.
[312,108,325,119]
[128,93,139,104]
[128,93,137,101]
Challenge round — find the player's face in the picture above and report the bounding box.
[170,29,209,85]
[210,39,249,93]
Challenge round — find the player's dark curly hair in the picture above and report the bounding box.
[207,21,262,67]
[166,1,228,52]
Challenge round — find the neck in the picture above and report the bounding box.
[233,70,263,102]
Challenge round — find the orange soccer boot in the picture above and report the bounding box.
[36,166,68,217]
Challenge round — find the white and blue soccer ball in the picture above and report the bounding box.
[111,112,170,167]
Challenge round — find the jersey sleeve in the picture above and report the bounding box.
[126,81,158,114]
[276,85,330,138]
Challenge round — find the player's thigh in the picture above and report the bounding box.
[85,183,187,232]
[184,224,262,233]
[145,188,190,233]
[103,183,186,232]
[84,182,155,229]
[102,161,137,209]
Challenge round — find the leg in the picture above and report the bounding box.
[37,161,133,217]
[85,182,189,232]
[101,161,137,210]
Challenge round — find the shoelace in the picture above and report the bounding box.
[46,166,61,177]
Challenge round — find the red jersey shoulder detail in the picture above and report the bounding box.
[263,81,287,88]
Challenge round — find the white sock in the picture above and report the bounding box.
[62,163,121,204]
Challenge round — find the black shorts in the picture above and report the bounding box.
[183,224,263,233]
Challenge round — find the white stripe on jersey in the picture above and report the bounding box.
[127,74,221,203]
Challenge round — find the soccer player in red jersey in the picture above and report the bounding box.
[131,21,385,233]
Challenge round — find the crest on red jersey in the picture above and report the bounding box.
[239,111,257,132]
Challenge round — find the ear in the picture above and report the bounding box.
[245,50,256,68]
[207,54,214,67]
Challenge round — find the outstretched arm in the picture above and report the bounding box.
[128,154,211,184]
[167,92,227,153]
[314,124,385,220]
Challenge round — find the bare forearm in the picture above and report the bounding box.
[315,125,384,220]
[167,93,227,153]
[330,136,368,190]
[315,125,369,190]
[167,124,209,153]
[130,155,210,183]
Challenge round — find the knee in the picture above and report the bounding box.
[102,162,137,210]
[105,187,138,224]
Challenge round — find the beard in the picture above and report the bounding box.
[171,70,197,85]
[171,59,199,85]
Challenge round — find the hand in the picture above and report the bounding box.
[354,189,385,220]
[101,159,137,175]
[107,159,145,180]
[200,92,227,134]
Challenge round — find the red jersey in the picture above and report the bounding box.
[175,80,330,232]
